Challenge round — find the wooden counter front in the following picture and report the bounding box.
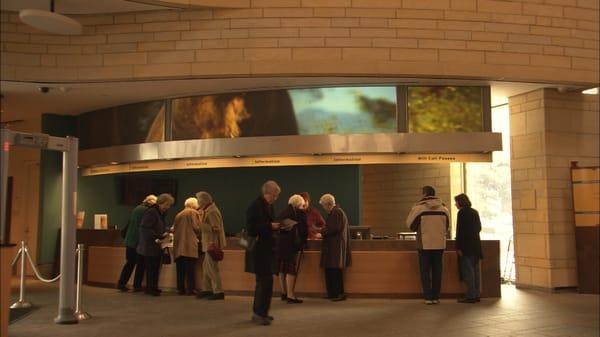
[85,238,500,298]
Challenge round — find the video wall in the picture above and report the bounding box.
[78,85,489,150]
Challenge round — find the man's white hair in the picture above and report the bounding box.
[319,193,336,207]
[288,194,305,208]
[184,197,199,209]
[261,180,281,195]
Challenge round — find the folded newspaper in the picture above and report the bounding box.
[280,218,298,230]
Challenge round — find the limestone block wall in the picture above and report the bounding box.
[510,88,599,289]
[1,0,598,84]
[362,164,451,237]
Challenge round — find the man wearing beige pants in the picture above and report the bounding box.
[196,191,227,300]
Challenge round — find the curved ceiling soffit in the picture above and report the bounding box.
[125,0,250,9]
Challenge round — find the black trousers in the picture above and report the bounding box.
[144,256,161,293]
[252,272,273,317]
[117,247,145,289]
[324,268,344,297]
[175,256,197,293]
[418,249,444,301]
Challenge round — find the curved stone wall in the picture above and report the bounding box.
[1,1,598,84]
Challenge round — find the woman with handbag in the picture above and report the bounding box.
[196,191,227,300]
[172,197,202,296]
[275,194,308,304]
[137,193,174,296]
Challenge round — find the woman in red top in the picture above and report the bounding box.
[299,192,325,240]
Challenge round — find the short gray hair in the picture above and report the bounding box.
[261,180,281,195]
[156,193,175,206]
[184,197,199,209]
[319,193,336,207]
[195,191,213,207]
[288,194,305,208]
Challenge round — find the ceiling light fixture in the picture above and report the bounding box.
[19,0,82,35]
[582,87,598,95]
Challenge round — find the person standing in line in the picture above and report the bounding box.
[172,197,202,296]
[245,180,281,326]
[137,193,174,296]
[406,186,450,305]
[117,194,157,292]
[195,191,227,301]
[454,193,483,303]
[318,194,352,302]
[276,194,308,304]
[299,192,325,240]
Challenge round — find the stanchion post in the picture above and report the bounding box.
[10,241,32,309]
[54,136,78,325]
[74,244,90,320]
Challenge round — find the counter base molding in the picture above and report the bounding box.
[86,240,500,298]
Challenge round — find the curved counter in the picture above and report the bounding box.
[80,231,500,298]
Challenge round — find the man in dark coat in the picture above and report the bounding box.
[244,180,281,326]
[137,193,174,296]
[318,193,352,302]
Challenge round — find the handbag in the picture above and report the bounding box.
[207,243,224,261]
[161,247,171,264]
[239,229,257,252]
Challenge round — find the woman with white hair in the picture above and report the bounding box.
[275,194,308,304]
[172,197,202,295]
[318,193,352,302]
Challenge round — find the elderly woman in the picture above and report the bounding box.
[318,193,352,302]
[172,197,202,296]
[195,191,227,301]
[137,193,175,296]
[299,192,325,240]
[276,194,308,304]
[245,180,281,326]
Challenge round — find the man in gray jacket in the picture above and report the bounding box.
[406,186,450,305]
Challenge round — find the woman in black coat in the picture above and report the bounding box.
[275,195,308,304]
[454,193,483,303]
[137,193,174,296]
[244,180,281,326]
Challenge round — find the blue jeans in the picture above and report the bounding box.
[418,250,443,301]
[460,255,481,299]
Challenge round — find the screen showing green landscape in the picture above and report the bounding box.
[407,86,483,132]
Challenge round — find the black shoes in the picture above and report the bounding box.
[117,285,129,292]
[280,294,288,301]
[251,314,272,326]
[145,290,161,296]
[287,297,303,304]
[207,293,225,300]
[457,297,479,303]
[196,291,212,299]
[331,294,347,302]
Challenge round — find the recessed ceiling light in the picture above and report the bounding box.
[582,87,598,95]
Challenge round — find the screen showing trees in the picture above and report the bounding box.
[407,86,483,133]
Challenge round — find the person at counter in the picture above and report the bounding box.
[245,180,281,326]
[276,194,308,304]
[117,194,157,292]
[172,197,202,296]
[196,191,227,301]
[299,192,325,240]
[318,194,352,302]
[137,193,175,296]
[406,186,450,305]
[454,193,483,304]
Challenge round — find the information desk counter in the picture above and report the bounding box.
[79,230,500,298]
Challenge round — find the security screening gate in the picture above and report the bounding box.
[1,128,79,324]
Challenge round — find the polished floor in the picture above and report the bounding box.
[8,280,599,337]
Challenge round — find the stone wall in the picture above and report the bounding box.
[1,0,598,84]
[510,88,599,289]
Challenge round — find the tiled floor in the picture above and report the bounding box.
[8,280,599,337]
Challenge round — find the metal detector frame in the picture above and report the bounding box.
[1,128,79,324]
